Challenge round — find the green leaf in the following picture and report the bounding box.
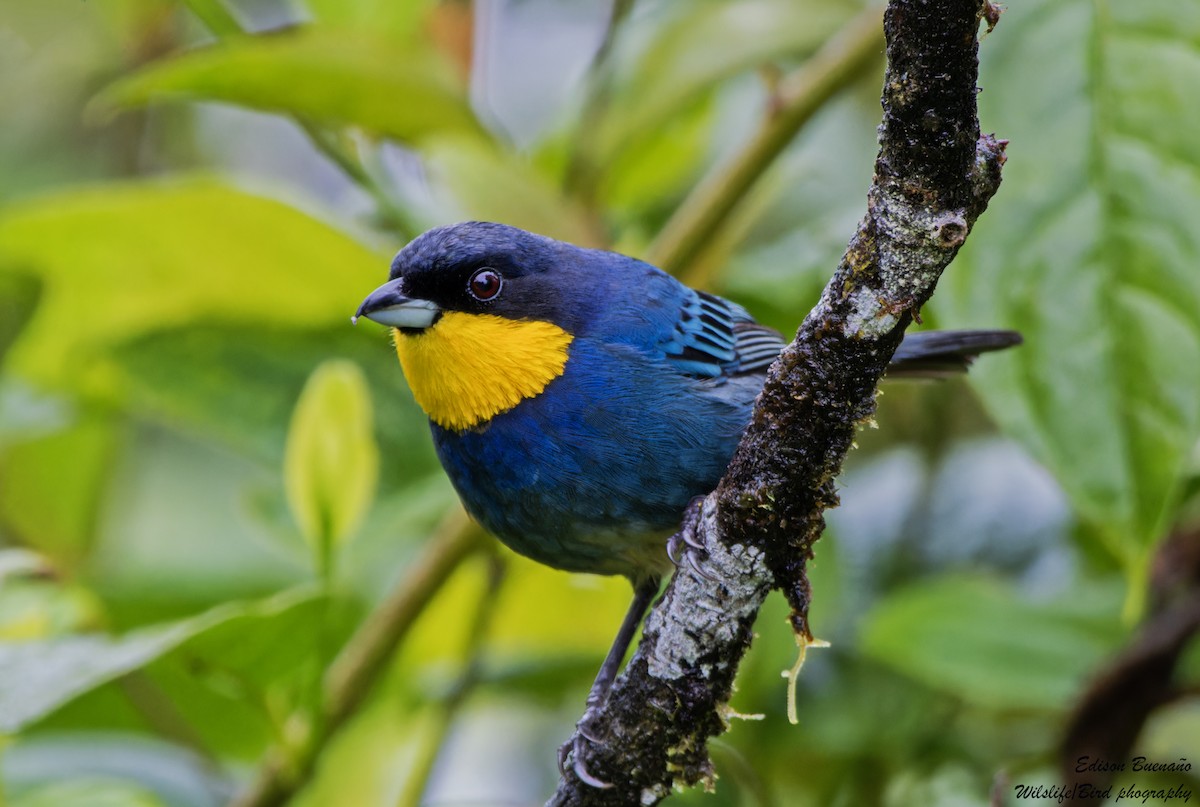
[859,576,1126,711]
[159,587,333,694]
[284,359,379,566]
[5,736,224,807]
[0,410,119,566]
[91,29,486,145]
[179,0,244,39]
[28,589,337,759]
[942,1,1200,573]
[0,587,318,734]
[0,178,385,387]
[304,0,432,38]
[0,271,40,367]
[103,323,435,485]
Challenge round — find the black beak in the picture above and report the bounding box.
[352,278,441,330]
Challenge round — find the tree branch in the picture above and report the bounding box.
[563,0,638,207]
[396,550,508,807]
[552,1,1005,803]
[648,4,885,278]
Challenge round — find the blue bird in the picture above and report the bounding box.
[355,221,1018,783]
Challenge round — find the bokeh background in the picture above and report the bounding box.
[1,1,1198,806]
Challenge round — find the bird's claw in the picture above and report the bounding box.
[571,737,613,789]
[667,498,716,581]
[557,706,612,789]
[666,532,684,566]
[686,549,717,581]
[555,575,660,791]
[577,708,604,744]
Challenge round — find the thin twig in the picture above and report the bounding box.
[562,0,638,209]
[181,0,245,40]
[295,121,420,239]
[325,510,486,723]
[231,511,489,807]
[396,550,508,807]
[648,4,885,278]
[186,0,416,240]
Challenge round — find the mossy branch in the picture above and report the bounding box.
[552,1,1006,803]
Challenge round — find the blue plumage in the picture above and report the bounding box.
[353,222,1021,777]
[432,337,761,576]
[357,221,1019,583]
[396,224,773,578]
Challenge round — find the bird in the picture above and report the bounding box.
[354,221,1019,785]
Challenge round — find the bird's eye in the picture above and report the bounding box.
[467,268,503,301]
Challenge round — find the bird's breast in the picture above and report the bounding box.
[426,338,763,576]
[392,312,573,432]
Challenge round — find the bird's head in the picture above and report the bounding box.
[354,222,587,432]
[355,221,594,334]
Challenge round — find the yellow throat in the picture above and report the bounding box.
[393,311,573,432]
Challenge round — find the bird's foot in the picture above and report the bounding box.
[557,703,612,789]
[556,575,661,790]
[667,497,716,581]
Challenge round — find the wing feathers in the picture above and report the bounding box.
[660,290,785,378]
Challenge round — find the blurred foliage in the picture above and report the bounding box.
[0,0,1197,806]
[941,0,1200,616]
[93,30,487,145]
[283,359,378,572]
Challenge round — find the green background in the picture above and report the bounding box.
[1,0,1198,805]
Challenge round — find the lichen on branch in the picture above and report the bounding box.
[551,1,1007,804]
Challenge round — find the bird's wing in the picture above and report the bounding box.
[659,289,786,378]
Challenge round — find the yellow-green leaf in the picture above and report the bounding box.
[0,271,40,367]
[284,359,379,564]
[0,410,118,567]
[0,178,385,386]
[91,29,488,145]
[0,587,320,734]
[304,0,431,38]
[596,0,858,163]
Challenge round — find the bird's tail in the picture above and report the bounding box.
[887,329,1022,378]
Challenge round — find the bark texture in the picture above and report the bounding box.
[551,1,1007,803]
